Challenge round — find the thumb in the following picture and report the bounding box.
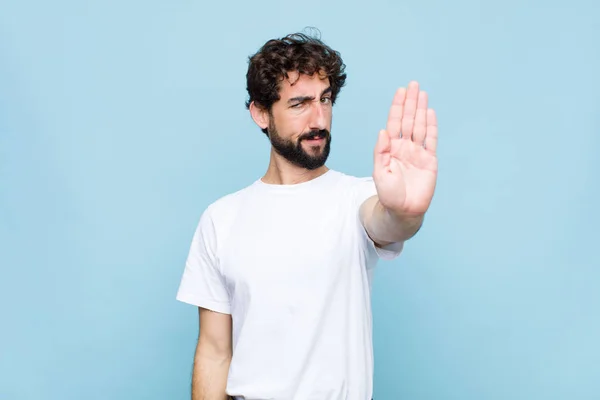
[374,129,391,171]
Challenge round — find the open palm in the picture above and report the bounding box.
[373,81,438,215]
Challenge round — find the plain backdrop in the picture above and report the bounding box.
[1,0,599,399]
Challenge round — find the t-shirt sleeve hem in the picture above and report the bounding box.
[371,240,404,260]
[176,292,231,315]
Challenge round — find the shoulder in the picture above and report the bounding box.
[190,181,257,249]
[324,169,371,186]
[327,170,377,203]
[204,183,254,219]
[199,178,268,226]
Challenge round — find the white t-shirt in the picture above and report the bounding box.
[176,169,403,400]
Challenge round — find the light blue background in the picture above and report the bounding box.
[1,0,598,399]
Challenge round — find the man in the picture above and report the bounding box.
[176,31,438,400]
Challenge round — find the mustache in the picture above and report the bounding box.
[298,129,330,141]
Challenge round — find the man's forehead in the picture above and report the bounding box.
[280,71,329,95]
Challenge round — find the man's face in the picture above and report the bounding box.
[266,71,333,170]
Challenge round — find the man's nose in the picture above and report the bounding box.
[308,101,328,131]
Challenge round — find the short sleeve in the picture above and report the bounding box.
[176,208,231,314]
[353,177,404,260]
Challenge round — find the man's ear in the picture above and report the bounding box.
[249,101,270,131]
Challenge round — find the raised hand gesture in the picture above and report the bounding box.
[373,81,439,216]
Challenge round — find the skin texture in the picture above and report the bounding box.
[193,73,438,398]
[192,308,232,400]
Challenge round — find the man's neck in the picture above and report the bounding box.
[262,151,329,185]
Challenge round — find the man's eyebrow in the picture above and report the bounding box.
[287,87,332,104]
[288,95,314,104]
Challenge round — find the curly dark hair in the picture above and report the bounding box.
[245,30,347,134]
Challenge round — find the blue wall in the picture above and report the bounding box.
[1,1,598,399]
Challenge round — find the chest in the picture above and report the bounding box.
[218,194,360,300]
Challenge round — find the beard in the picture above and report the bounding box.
[267,119,331,171]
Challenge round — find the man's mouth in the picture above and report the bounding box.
[302,131,327,142]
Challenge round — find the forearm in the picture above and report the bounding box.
[360,195,424,245]
[192,343,231,400]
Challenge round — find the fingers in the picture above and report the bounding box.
[424,108,438,154]
[412,91,428,144]
[386,87,406,139]
[373,129,391,172]
[385,81,433,150]
[401,81,419,140]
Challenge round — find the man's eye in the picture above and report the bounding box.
[321,97,332,104]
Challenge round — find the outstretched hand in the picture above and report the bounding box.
[373,81,438,216]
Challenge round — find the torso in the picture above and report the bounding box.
[200,170,388,399]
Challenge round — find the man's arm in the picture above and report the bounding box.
[360,195,424,247]
[192,307,232,400]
